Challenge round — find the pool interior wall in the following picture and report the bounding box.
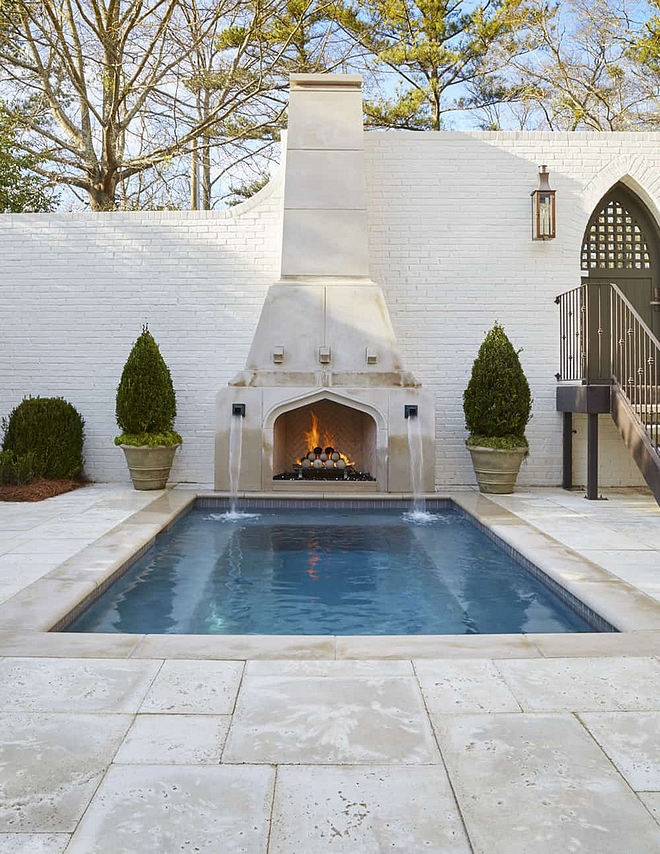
[62,499,614,636]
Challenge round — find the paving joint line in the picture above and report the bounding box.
[411,658,476,854]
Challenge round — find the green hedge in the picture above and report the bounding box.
[463,323,531,442]
[2,397,85,480]
[115,327,178,438]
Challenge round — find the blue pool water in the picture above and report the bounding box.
[66,507,595,635]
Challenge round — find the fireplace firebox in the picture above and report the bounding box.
[272,400,377,481]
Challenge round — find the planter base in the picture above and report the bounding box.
[120,445,179,490]
[468,445,527,494]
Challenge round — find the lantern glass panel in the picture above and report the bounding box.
[539,193,553,236]
[532,190,556,239]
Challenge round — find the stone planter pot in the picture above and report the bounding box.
[467,445,527,495]
[120,444,179,491]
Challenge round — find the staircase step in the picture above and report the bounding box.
[612,387,660,505]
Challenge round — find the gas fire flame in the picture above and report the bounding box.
[302,411,355,467]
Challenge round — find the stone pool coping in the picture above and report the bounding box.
[2,488,660,659]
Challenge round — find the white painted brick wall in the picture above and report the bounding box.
[571,415,646,489]
[365,130,660,488]
[0,181,283,485]
[2,131,660,487]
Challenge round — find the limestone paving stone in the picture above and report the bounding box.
[0,631,144,659]
[0,657,161,712]
[223,674,439,765]
[132,633,336,659]
[269,765,472,854]
[65,764,275,854]
[0,578,99,632]
[528,631,660,658]
[638,792,660,824]
[139,659,244,714]
[0,712,132,832]
[113,714,231,764]
[414,659,521,713]
[245,659,413,678]
[434,712,660,854]
[7,537,94,556]
[0,553,65,585]
[496,656,660,711]
[579,712,660,790]
[0,835,70,853]
[335,633,540,659]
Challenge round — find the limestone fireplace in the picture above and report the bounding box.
[215,74,434,493]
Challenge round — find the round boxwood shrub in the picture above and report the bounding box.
[115,326,182,447]
[2,397,85,479]
[0,449,37,485]
[463,323,531,449]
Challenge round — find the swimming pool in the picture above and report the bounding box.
[66,504,600,635]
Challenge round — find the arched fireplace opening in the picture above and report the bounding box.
[272,399,377,482]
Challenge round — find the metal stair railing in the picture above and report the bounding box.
[610,283,660,454]
[555,285,585,382]
[555,283,611,384]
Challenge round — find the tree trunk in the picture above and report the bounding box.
[190,140,199,210]
[201,142,211,210]
[88,188,117,211]
[88,173,118,211]
[201,89,211,209]
[431,94,441,131]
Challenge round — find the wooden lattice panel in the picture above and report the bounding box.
[581,198,651,270]
[280,400,371,469]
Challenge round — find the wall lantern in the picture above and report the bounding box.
[531,165,556,240]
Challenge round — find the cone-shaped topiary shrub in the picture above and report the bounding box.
[2,397,85,479]
[115,326,182,447]
[463,323,531,451]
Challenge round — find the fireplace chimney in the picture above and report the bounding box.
[215,74,434,493]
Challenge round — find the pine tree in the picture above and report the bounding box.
[336,0,542,130]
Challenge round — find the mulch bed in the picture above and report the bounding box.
[0,478,88,503]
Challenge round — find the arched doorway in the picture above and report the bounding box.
[581,182,660,338]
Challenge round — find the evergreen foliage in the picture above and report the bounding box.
[463,323,531,445]
[0,449,37,485]
[226,174,270,206]
[2,397,85,479]
[0,107,56,213]
[115,327,181,443]
[335,0,540,130]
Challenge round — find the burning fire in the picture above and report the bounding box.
[302,411,355,467]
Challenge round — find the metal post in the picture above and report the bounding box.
[562,412,573,490]
[586,413,599,500]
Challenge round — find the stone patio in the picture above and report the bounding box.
[1,484,660,852]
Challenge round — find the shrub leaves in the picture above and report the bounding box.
[115,327,178,438]
[463,323,532,441]
[1,397,85,480]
